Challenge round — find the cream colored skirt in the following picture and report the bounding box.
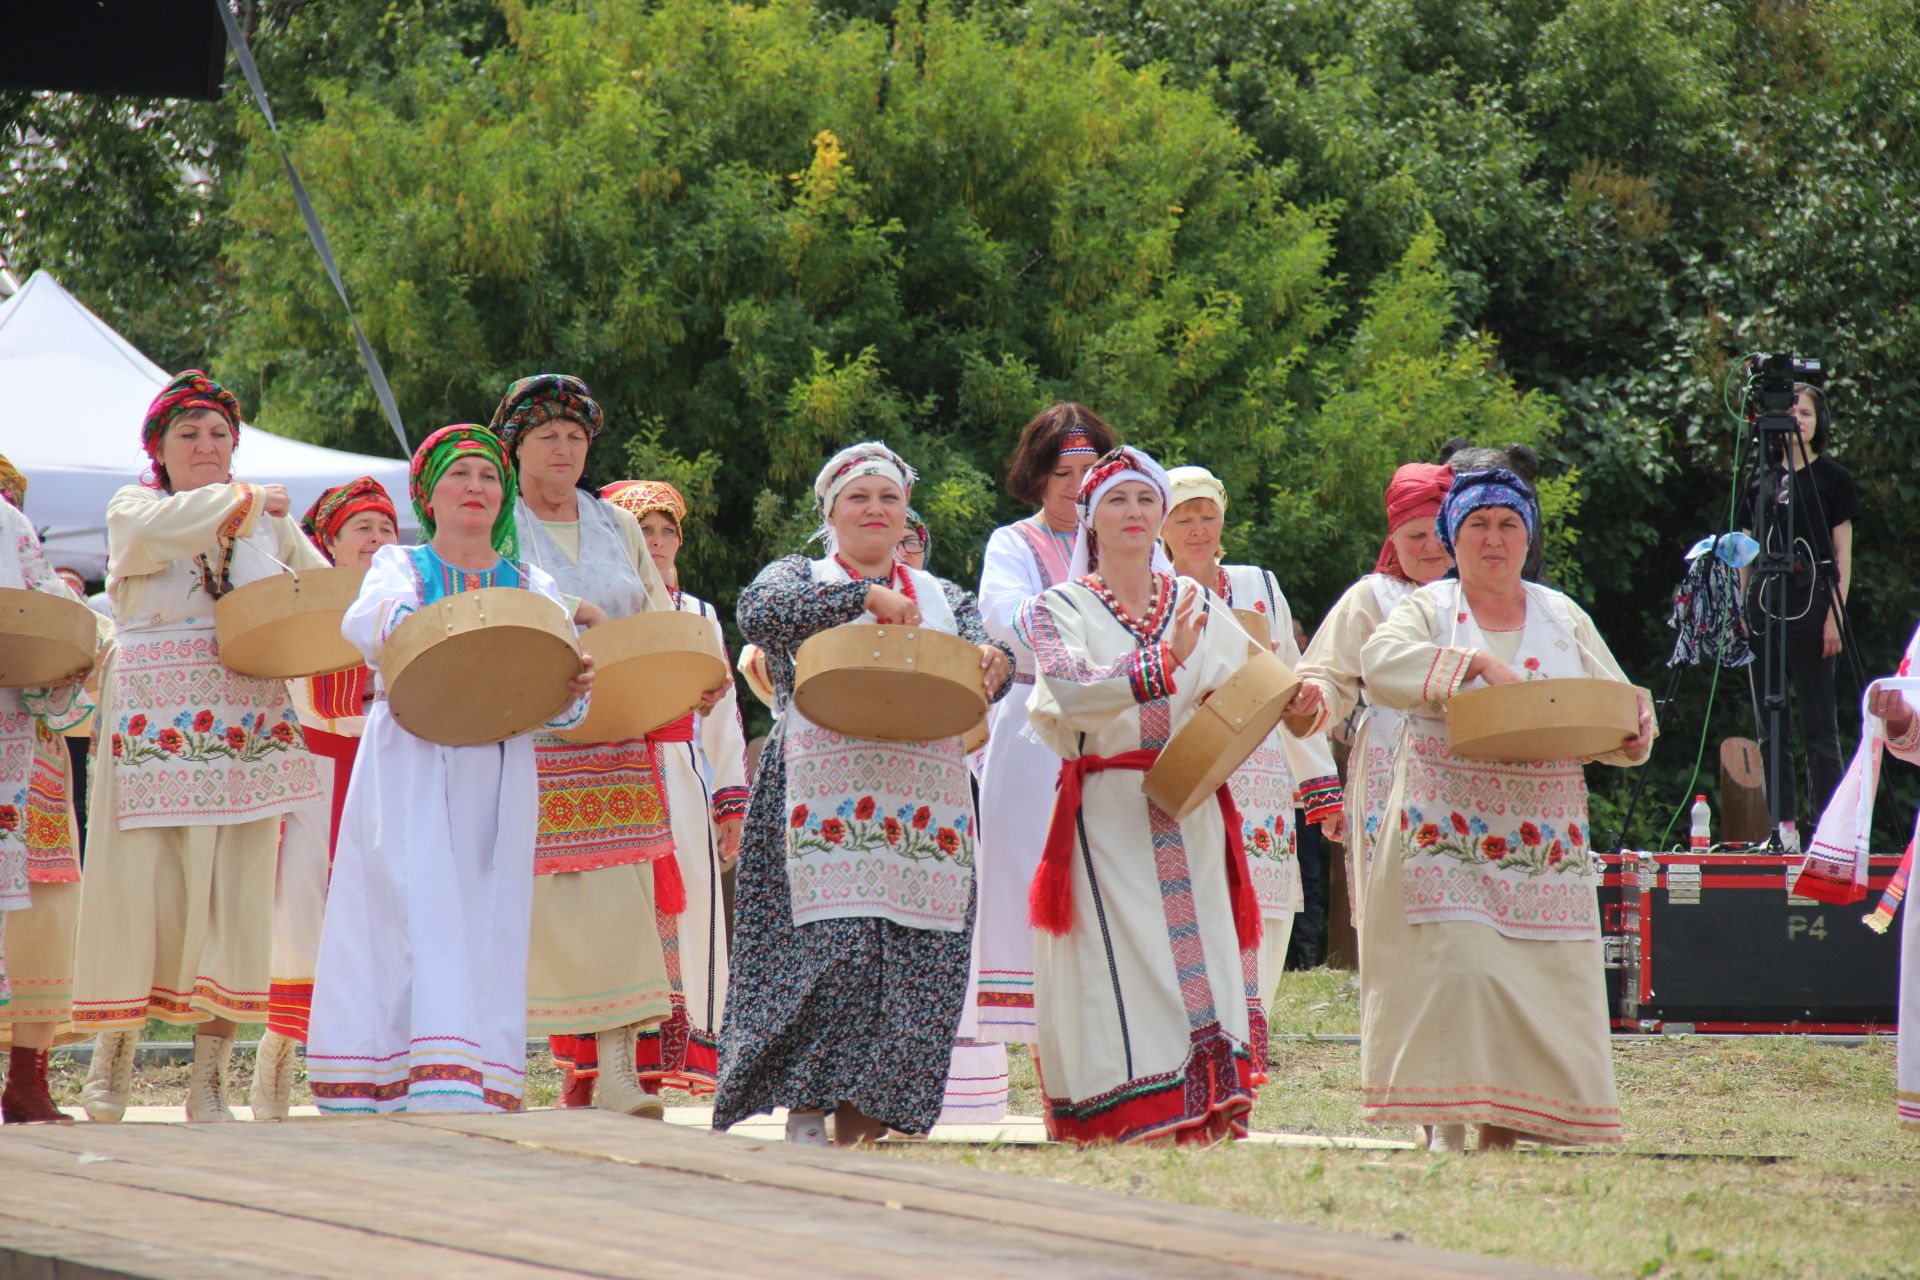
[1359,817,1620,1145]
[0,879,83,1046]
[526,863,673,1036]
[72,817,280,1031]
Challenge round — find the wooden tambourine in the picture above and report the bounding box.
[1233,608,1274,652]
[793,624,986,743]
[962,716,990,755]
[1447,678,1643,763]
[1144,648,1303,822]
[0,588,97,689]
[553,611,729,743]
[215,568,365,679]
[379,587,580,746]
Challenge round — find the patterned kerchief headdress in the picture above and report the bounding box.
[901,506,931,566]
[302,476,399,561]
[0,451,26,510]
[1437,467,1539,560]
[812,441,916,552]
[601,479,687,533]
[488,373,604,458]
[409,424,519,557]
[1071,446,1174,579]
[142,369,242,485]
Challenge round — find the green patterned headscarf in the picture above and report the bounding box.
[409,424,519,557]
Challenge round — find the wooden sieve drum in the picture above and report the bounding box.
[554,611,729,743]
[215,568,365,679]
[1233,608,1274,652]
[1144,647,1302,822]
[379,587,580,746]
[1447,678,1643,763]
[962,715,990,755]
[0,588,96,689]
[793,623,986,743]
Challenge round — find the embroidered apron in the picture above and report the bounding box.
[1395,581,1600,941]
[516,498,674,875]
[108,530,319,830]
[1357,573,1414,864]
[783,559,974,932]
[1219,564,1299,916]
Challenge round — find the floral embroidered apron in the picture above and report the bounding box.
[1219,564,1299,916]
[1395,581,1599,941]
[108,533,319,829]
[782,558,974,932]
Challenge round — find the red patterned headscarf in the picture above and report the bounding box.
[1373,462,1454,581]
[142,369,242,485]
[302,476,399,560]
[409,424,518,556]
[601,479,687,533]
[488,373,604,460]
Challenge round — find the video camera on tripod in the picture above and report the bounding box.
[1746,353,1825,466]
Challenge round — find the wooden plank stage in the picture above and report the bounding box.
[0,1110,1578,1279]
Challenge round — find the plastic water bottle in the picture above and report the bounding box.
[1690,794,1712,851]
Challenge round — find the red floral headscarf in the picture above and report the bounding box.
[601,479,687,533]
[142,370,242,487]
[302,476,399,560]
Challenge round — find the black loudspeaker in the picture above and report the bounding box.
[1,1,225,101]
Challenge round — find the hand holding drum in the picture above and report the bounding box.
[866,583,918,626]
[567,652,595,702]
[978,643,1008,697]
[1169,582,1205,667]
[1868,682,1916,740]
[261,484,291,518]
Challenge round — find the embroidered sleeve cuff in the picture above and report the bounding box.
[1421,646,1477,703]
[1890,714,1920,755]
[1297,775,1343,822]
[1125,641,1179,703]
[711,787,750,823]
[221,484,263,539]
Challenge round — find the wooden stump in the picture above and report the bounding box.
[1718,736,1769,844]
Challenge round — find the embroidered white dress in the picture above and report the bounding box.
[72,483,326,1031]
[1357,579,1648,1144]
[306,544,585,1113]
[1020,576,1262,1144]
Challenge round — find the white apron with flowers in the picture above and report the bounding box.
[109,532,320,829]
[1395,581,1599,941]
[782,558,974,932]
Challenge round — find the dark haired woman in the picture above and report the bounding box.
[969,404,1115,1069]
[1743,382,1858,835]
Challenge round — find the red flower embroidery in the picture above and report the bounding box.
[1481,835,1509,860]
[1252,827,1273,851]
[1254,601,1268,614]
[1523,657,1541,672]
[158,728,185,753]
[111,733,125,757]
[1450,811,1469,835]
[0,805,16,832]
[126,714,147,737]
[192,710,215,733]
[271,722,295,744]
[1519,822,1542,846]
[820,817,846,844]
[790,805,809,829]
[883,816,903,844]
[254,712,269,732]
[935,827,960,855]
[1416,822,1441,848]
[1548,841,1566,866]
[1567,821,1583,845]
[225,727,248,750]
[854,796,877,821]
[912,805,932,830]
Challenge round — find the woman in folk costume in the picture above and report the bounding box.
[1159,464,1342,1058]
[971,403,1114,1049]
[1294,462,1456,914]
[0,461,103,1123]
[246,478,401,1119]
[306,425,593,1114]
[598,478,749,1096]
[1019,447,1300,1145]
[1349,468,1652,1152]
[490,374,690,1117]
[72,372,329,1122]
[715,441,1014,1146]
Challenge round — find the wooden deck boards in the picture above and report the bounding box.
[0,1110,1578,1279]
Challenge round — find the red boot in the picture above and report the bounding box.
[559,1065,594,1109]
[2,1045,73,1124]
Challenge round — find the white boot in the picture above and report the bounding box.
[248,1030,297,1121]
[79,1030,138,1123]
[1427,1123,1467,1154]
[593,1026,664,1119]
[186,1033,237,1122]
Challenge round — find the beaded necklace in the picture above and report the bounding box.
[194,542,235,601]
[1084,570,1172,645]
[833,553,917,604]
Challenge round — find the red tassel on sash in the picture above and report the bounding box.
[1032,748,1261,950]
[653,851,687,915]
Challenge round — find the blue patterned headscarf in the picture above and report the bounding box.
[1437,468,1538,559]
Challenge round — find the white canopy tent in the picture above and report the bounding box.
[0,271,414,579]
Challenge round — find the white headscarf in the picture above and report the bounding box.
[1166,464,1228,515]
[814,440,917,553]
[1068,446,1176,580]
